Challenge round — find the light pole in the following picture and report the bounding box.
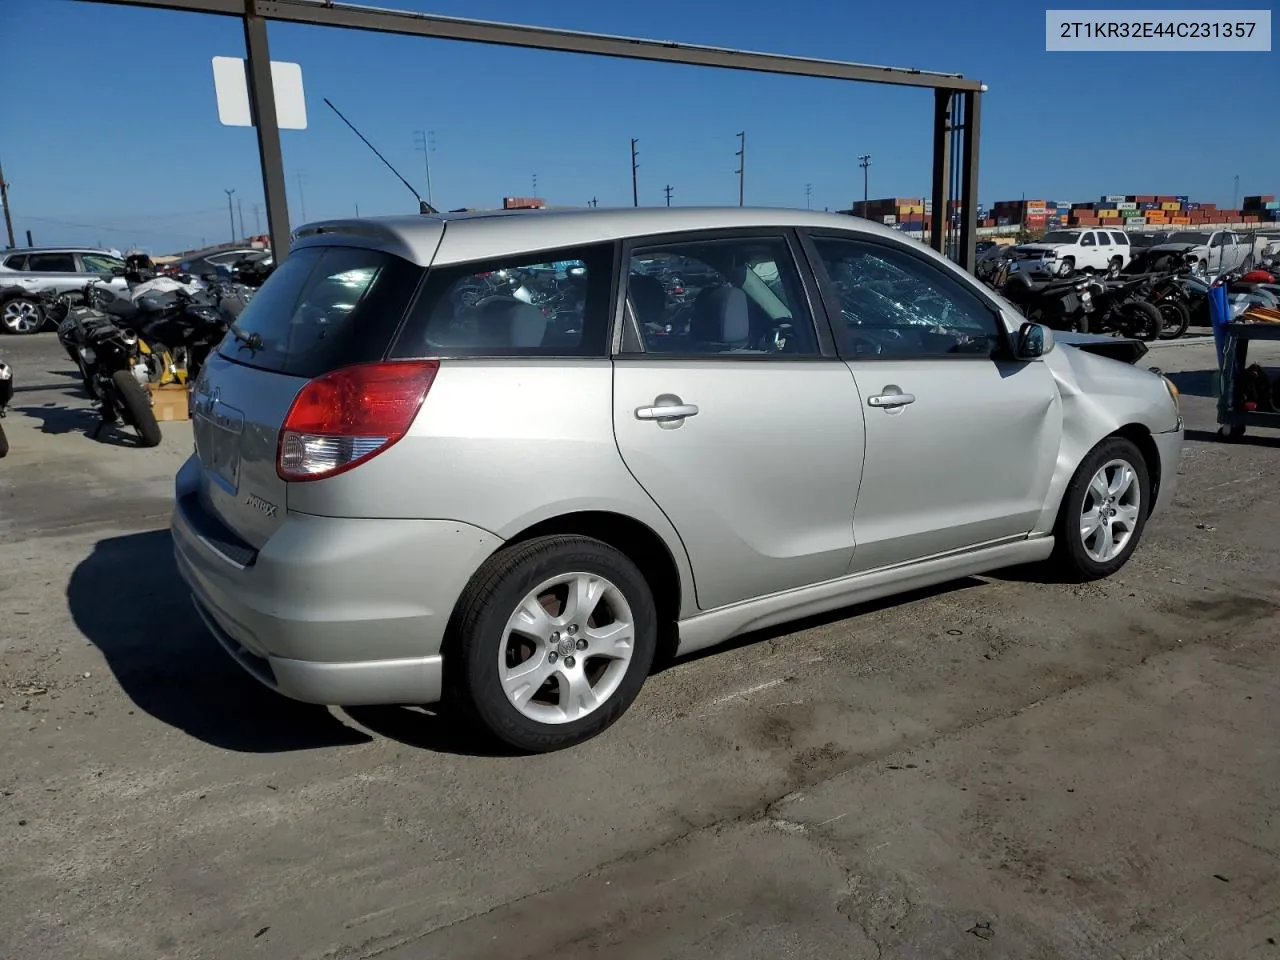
[858,155,872,208]
[735,132,745,206]
[224,188,236,243]
[413,130,435,207]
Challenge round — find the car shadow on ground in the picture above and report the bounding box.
[1185,427,1280,449]
[17,403,154,447]
[68,528,374,753]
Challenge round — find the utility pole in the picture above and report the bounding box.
[588,197,598,208]
[532,172,537,194]
[664,184,673,207]
[253,203,262,235]
[296,171,307,222]
[805,183,812,209]
[0,155,15,249]
[413,130,435,207]
[858,155,872,206]
[630,138,639,207]
[237,198,246,240]
[1232,174,1239,210]
[224,188,236,244]
[735,132,745,206]
[355,202,360,217]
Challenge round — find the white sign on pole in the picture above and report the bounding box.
[212,56,308,130]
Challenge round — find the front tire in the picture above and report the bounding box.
[109,370,162,447]
[1051,437,1150,581]
[1107,257,1123,279]
[450,535,657,752]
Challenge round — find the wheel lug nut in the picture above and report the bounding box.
[550,631,560,643]
[576,638,587,651]
[567,624,578,635]
[548,651,558,663]
[564,656,576,668]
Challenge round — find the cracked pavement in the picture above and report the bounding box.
[1,333,1278,959]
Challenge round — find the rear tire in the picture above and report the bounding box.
[109,370,162,447]
[1156,300,1190,339]
[449,535,657,752]
[1050,436,1150,581]
[1118,300,1162,341]
[0,421,8,458]
[1107,257,1123,278]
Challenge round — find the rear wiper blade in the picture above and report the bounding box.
[229,323,263,352]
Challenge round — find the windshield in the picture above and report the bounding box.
[1168,232,1210,244]
[1041,231,1080,244]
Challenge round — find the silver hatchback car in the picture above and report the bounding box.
[172,208,1184,751]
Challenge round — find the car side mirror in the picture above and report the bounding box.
[1015,321,1054,359]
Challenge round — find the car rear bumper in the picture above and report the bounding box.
[1151,420,1184,519]
[172,461,504,705]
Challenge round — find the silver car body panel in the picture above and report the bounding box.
[611,359,862,611]
[173,207,1186,704]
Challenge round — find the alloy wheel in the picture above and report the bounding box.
[1079,458,1142,562]
[2,300,42,334]
[498,572,635,724]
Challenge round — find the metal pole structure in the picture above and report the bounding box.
[805,183,812,209]
[735,132,745,206]
[26,230,33,247]
[253,203,261,234]
[664,184,673,206]
[0,156,15,249]
[630,138,639,207]
[958,88,981,272]
[224,187,236,243]
[929,89,951,255]
[237,197,246,239]
[858,154,871,207]
[242,10,291,257]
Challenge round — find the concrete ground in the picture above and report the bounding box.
[1,330,1278,960]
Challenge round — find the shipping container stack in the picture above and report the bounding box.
[850,197,934,233]
[1243,195,1279,223]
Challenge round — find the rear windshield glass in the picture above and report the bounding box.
[390,243,615,358]
[217,245,421,378]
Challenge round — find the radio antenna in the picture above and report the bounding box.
[323,98,439,215]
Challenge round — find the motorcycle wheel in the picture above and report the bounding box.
[1117,301,1163,342]
[110,369,162,448]
[0,420,8,458]
[1156,301,1190,340]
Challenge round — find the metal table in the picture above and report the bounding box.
[1216,321,1280,439]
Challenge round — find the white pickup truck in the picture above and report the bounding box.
[1011,228,1133,278]
[1148,230,1253,277]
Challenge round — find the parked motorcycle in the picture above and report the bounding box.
[0,360,12,457]
[1000,271,1161,339]
[52,282,163,446]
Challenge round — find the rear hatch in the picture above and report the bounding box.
[188,240,430,550]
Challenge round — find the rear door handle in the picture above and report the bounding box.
[635,402,699,421]
[867,392,915,409]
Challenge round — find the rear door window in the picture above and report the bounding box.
[216,245,422,378]
[391,243,615,358]
[1110,232,1128,246]
[27,253,77,272]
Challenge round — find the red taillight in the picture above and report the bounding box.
[276,360,438,482]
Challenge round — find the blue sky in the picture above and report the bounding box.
[1,0,1275,253]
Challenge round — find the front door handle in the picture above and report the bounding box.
[635,393,699,424]
[868,391,916,409]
